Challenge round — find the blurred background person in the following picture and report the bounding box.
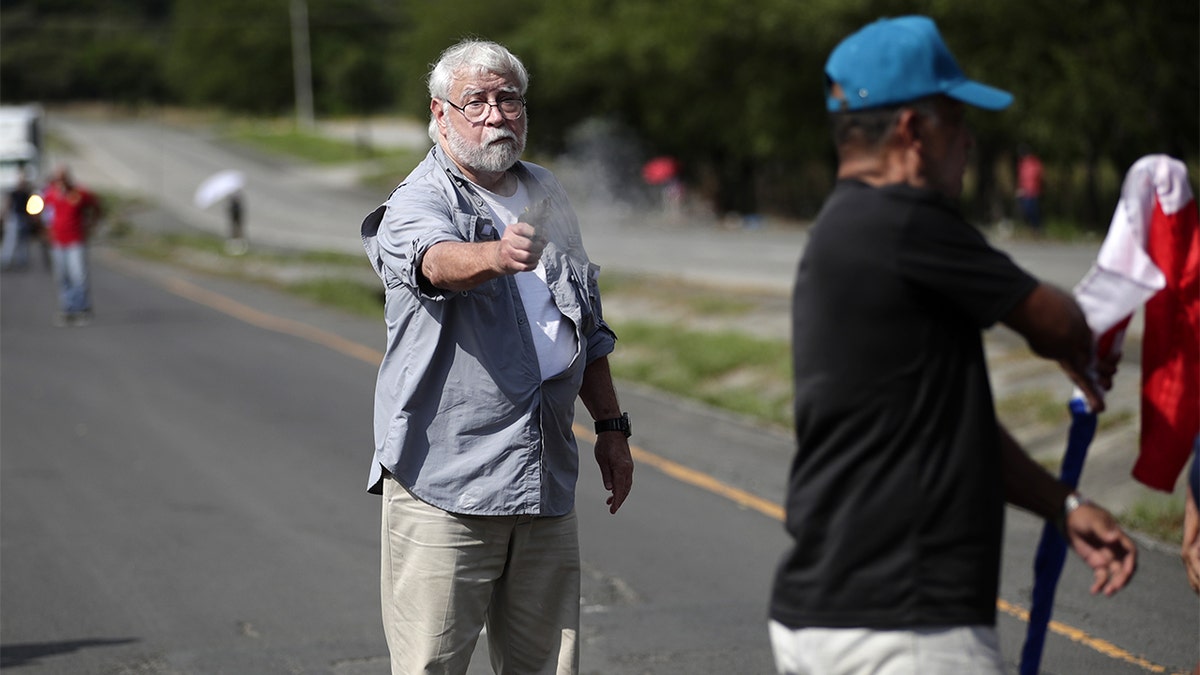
[225,190,247,255]
[1017,144,1045,233]
[42,165,101,326]
[770,17,1136,675]
[1,169,36,271]
[1184,438,1200,675]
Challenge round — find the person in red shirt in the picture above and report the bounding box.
[1017,145,1045,232]
[42,166,101,325]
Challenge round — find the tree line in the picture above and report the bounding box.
[1,0,1196,227]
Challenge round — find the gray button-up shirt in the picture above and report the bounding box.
[361,146,616,516]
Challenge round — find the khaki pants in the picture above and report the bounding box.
[381,477,580,675]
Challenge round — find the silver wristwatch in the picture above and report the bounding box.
[1058,491,1092,536]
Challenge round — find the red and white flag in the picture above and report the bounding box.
[1074,154,1200,492]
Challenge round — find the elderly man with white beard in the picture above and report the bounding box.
[360,40,634,675]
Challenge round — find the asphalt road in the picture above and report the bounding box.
[0,113,1195,673]
[0,245,794,674]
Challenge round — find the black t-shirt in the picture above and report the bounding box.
[770,180,1038,629]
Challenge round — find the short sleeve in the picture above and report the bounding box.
[365,188,467,300]
[897,206,1038,328]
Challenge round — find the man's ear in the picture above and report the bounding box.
[887,108,927,185]
[430,99,447,133]
[894,107,921,146]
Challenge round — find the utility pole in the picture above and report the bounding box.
[290,0,315,130]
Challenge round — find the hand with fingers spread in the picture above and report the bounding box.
[1064,501,1138,596]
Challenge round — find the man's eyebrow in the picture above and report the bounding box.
[459,85,520,99]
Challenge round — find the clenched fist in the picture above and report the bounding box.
[495,221,546,274]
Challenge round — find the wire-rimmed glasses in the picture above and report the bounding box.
[446,97,526,123]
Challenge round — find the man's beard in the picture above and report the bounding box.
[446,121,526,174]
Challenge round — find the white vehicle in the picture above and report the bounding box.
[0,104,44,192]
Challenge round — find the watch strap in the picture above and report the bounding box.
[594,412,631,438]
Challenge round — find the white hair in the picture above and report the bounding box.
[426,40,529,143]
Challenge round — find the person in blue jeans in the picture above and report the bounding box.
[42,166,101,325]
[1,170,36,271]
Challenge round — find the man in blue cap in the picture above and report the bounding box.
[769,16,1137,674]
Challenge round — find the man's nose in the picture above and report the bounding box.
[484,103,507,125]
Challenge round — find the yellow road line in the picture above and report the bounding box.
[574,427,786,521]
[159,276,385,366]
[996,599,1178,673]
[137,262,1180,675]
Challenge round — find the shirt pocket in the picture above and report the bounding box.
[460,210,496,243]
[456,210,502,299]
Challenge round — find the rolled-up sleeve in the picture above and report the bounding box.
[585,264,617,363]
[376,191,465,299]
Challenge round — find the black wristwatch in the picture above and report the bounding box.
[594,412,632,438]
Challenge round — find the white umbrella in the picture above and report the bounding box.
[194,170,245,209]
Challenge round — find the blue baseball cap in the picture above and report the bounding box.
[825,15,1013,112]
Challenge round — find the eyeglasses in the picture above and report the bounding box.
[446,97,526,123]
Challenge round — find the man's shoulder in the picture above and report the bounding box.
[389,150,453,201]
[515,160,562,187]
[813,181,972,252]
[518,159,552,176]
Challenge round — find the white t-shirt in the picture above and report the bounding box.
[475,180,578,380]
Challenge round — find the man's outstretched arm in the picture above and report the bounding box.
[1002,282,1106,412]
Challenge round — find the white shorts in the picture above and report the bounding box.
[768,620,1005,675]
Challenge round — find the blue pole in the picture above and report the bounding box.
[1019,397,1097,675]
